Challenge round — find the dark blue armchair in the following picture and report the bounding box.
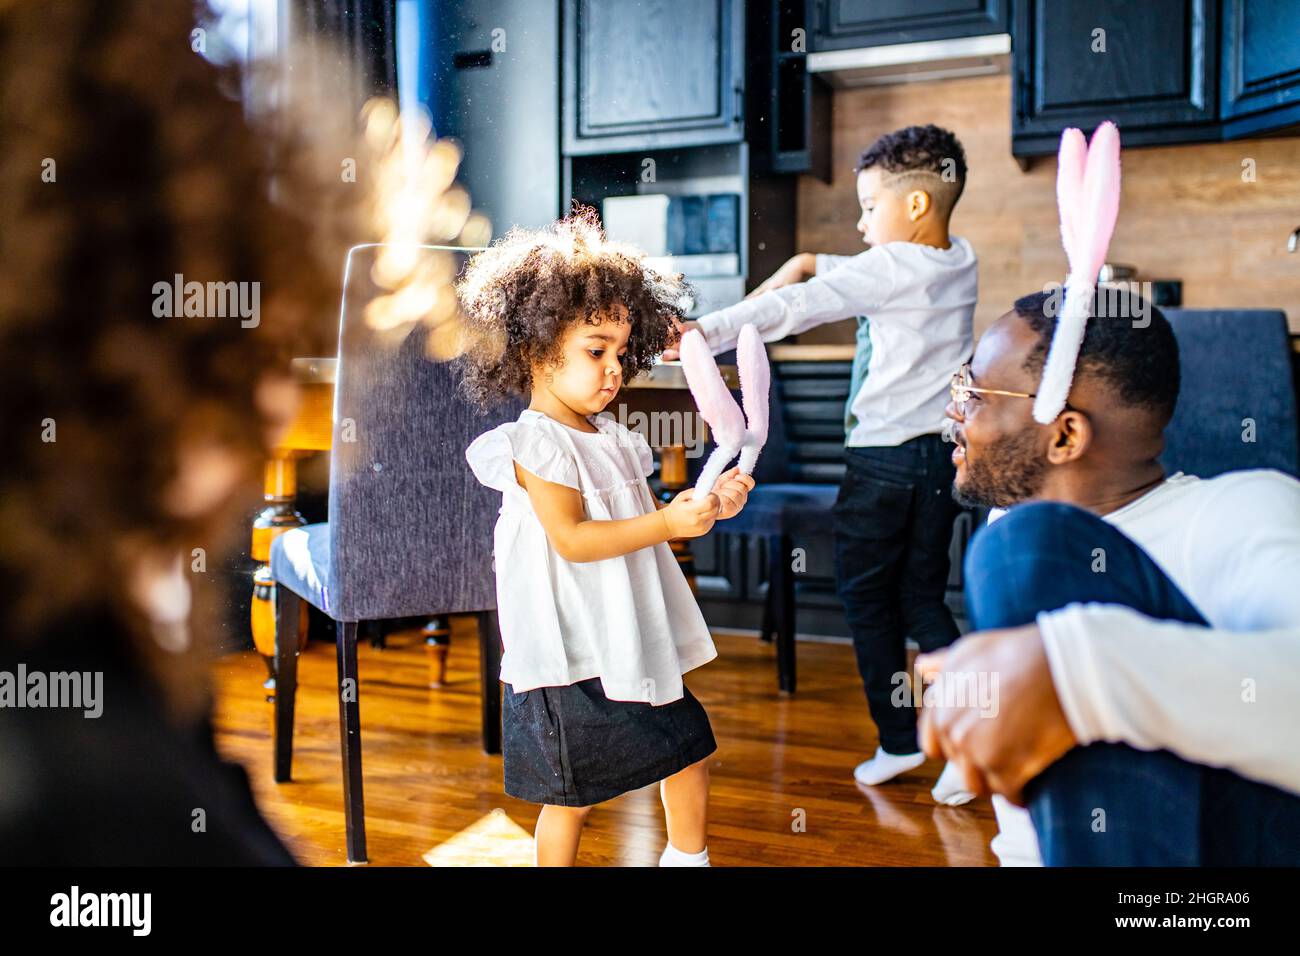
[1160,308,1298,478]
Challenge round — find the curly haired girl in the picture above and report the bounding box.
[461,209,754,867]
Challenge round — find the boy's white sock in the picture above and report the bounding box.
[853,745,925,786]
[659,842,710,867]
[931,759,976,806]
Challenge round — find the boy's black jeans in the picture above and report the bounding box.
[832,434,963,755]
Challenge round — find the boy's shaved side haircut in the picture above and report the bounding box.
[856,124,968,220]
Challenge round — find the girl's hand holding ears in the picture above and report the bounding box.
[662,488,720,539]
[711,466,755,520]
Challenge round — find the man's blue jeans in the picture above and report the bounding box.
[965,502,1300,865]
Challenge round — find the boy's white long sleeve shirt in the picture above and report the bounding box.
[990,470,1300,865]
[693,239,977,448]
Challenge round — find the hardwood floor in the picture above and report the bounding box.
[211,621,998,866]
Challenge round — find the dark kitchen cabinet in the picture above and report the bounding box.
[811,0,1009,51]
[1219,0,1300,138]
[1012,0,1220,157]
[753,0,832,181]
[426,0,561,231]
[562,0,745,154]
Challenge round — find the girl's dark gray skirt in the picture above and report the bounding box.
[502,676,717,807]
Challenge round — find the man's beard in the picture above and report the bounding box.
[952,428,1048,508]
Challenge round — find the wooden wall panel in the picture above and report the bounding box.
[793,74,1300,340]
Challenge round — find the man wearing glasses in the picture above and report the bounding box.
[919,287,1300,865]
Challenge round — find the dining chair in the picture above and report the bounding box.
[268,244,518,863]
[713,355,844,694]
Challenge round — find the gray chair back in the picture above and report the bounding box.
[326,247,521,621]
[1162,309,1298,479]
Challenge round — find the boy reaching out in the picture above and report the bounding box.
[668,125,978,803]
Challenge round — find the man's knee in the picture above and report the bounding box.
[963,502,1129,630]
[967,502,1104,574]
[1027,744,1203,866]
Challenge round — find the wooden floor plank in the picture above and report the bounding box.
[211,620,998,866]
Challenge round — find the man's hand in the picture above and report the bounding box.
[660,318,700,362]
[916,623,1078,807]
[745,252,815,299]
[710,466,755,520]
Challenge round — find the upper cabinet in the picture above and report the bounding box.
[1012,0,1219,156]
[562,0,745,155]
[1219,0,1300,138]
[753,0,832,180]
[811,0,1009,51]
[1012,0,1300,157]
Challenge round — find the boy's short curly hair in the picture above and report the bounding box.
[856,124,968,183]
[456,207,690,406]
[855,124,968,215]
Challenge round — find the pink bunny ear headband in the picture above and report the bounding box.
[1033,121,1122,424]
[677,324,770,497]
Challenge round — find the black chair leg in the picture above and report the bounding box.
[477,610,502,755]
[336,620,367,863]
[759,551,775,643]
[273,586,301,783]
[769,533,797,694]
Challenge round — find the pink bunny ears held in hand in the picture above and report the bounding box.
[1032,121,1122,424]
[678,324,770,497]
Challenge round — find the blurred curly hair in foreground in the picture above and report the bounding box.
[0,0,464,721]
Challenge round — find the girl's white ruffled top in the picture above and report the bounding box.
[465,409,717,705]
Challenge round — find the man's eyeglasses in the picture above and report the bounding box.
[949,363,1038,418]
